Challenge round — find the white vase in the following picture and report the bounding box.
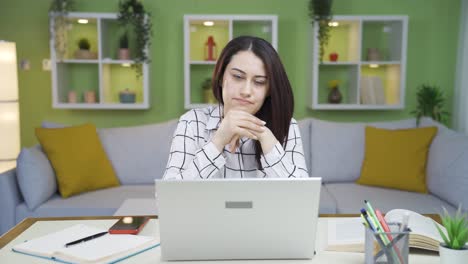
[439,244,468,264]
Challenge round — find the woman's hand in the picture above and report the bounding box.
[212,110,266,152]
[250,126,278,154]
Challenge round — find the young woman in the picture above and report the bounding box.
[163,36,308,180]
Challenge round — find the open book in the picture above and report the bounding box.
[326,209,444,252]
[12,224,160,263]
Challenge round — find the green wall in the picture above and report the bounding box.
[0,0,461,147]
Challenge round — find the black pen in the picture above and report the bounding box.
[65,231,108,247]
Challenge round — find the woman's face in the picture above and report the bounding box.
[222,50,269,115]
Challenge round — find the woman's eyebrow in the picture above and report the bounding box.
[231,67,246,74]
[231,67,267,78]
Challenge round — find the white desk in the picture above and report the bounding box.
[0,218,439,263]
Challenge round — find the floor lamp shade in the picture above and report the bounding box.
[0,41,20,172]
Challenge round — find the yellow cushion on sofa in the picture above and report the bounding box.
[35,123,120,198]
[356,126,437,193]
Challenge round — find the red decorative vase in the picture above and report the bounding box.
[329,52,338,62]
[204,36,217,61]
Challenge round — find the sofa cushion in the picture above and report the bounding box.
[42,120,179,185]
[325,183,456,214]
[421,119,468,209]
[357,126,437,193]
[98,120,178,184]
[16,145,57,210]
[15,185,156,223]
[309,118,417,183]
[35,124,120,198]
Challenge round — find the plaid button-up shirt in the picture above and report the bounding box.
[163,106,308,180]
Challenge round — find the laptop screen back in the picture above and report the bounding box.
[156,178,322,261]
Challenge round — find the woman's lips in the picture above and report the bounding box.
[233,98,253,105]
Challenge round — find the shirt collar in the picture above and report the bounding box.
[206,105,223,130]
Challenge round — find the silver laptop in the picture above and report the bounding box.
[155,178,322,261]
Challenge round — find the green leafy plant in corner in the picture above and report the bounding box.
[117,0,153,77]
[434,206,468,250]
[308,0,333,62]
[77,38,90,50]
[411,84,450,126]
[49,0,75,60]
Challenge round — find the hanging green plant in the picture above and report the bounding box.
[117,0,152,77]
[308,0,333,63]
[49,0,75,60]
[411,84,450,126]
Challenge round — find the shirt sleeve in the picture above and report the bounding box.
[260,120,309,178]
[162,115,226,180]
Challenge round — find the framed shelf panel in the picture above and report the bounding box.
[65,17,99,60]
[322,20,360,63]
[317,64,359,105]
[102,63,144,105]
[50,12,149,109]
[311,15,407,110]
[189,64,216,105]
[362,19,404,62]
[184,14,278,109]
[360,64,401,106]
[56,62,99,104]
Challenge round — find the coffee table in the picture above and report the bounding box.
[0,215,440,263]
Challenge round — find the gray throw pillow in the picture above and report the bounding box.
[98,120,178,184]
[16,145,57,210]
[423,120,468,208]
[41,120,179,185]
[310,118,418,183]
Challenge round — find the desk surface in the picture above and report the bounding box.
[0,215,440,263]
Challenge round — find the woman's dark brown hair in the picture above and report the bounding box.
[211,36,294,169]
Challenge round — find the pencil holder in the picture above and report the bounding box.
[364,223,410,264]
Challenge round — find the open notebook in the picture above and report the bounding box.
[326,209,445,252]
[12,224,160,263]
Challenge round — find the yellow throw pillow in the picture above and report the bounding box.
[357,126,437,193]
[35,123,120,198]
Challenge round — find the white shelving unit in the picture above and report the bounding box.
[49,12,149,109]
[183,14,278,109]
[311,15,408,110]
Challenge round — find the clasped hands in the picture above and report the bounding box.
[212,110,277,154]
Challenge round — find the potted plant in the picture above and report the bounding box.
[411,84,450,126]
[308,0,333,62]
[119,31,130,60]
[49,0,75,60]
[435,206,468,263]
[117,0,152,76]
[74,38,97,59]
[202,78,216,104]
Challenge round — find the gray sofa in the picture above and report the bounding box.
[1,117,467,236]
